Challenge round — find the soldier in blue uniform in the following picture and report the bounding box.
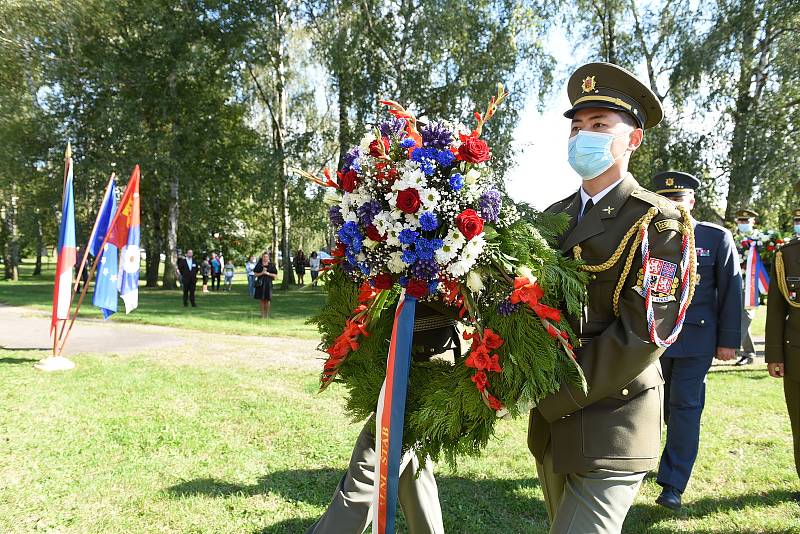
[651,171,743,510]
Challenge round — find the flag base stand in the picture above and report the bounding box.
[34,356,76,372]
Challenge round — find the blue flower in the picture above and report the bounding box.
[341,146,362,171]
[427,280,440,294]
[399,276,409,287]
[399,228,419,245]
[358,262,371,275]
[435,150,455,167]
[410,147,437,162]
[328,205,344,227]
[414,237,442,261]
[401,249,417,265]
[357,200,382,226]
[420,121,454,150]
[379,117,407,138]
[419,211,439,232]
[479,188,502,223]
[420,160,436,176]
[449,173,465,191]
[400,138,417,149]
[410,259,439,280]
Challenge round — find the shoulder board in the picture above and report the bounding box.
[695,221,728,234]
[630,188,681,219]
[654,219,684,234]
[544,192,578,213]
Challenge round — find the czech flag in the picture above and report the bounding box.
[744,242,770,308]
[91,176,119,319]
[50,152,76,334]
[108,166,141,314]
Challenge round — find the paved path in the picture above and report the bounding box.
[0,304,323,370]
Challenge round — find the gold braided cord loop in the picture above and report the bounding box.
[573,206,697,318]
[776,251,800,309]
[574,207,659,316]
[573,207,658,271]
[678,205,698,312]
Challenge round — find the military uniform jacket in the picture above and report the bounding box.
[664,222,742,357]
[528,174,688,474]
[766,238,800,382]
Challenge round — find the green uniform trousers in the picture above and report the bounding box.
[306,418,444,534]
[536,445,646,534]
[785,377,800,480]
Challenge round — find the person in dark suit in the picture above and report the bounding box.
[652,171,742,510]
[176,249,200,307]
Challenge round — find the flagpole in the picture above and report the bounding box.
[52,143,72,357]
[56,173,115,347]
[57,167,137,356]
[40,143,75,369]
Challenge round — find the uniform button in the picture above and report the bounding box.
[700,319,705,325]
[622,388,629,396]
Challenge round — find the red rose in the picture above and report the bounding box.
[455,209,484,241]
[396,188,422,214]
[366,224,386,242]
[373,273,394,290]
[369,136,390,158]
[339,169,358,192]
[471,370,488,391]
[457,137,490,163]
[406,279,429,298]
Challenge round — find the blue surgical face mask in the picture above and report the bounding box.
[737,223,752,233]
[794,223,800,234]
[567,131,628,181]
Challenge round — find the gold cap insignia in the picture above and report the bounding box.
[665,178,674,186]
[581,76,596,93]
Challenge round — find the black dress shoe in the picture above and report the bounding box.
[656,486,682,511]
[734,355,754,366]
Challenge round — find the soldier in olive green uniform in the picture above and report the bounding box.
[766,198,800,497]
[529,63,695,533]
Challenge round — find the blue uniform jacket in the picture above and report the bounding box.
[665,221,742,357]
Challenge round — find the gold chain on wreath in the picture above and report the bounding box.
[776,251,800,309]
[573,206,696,317]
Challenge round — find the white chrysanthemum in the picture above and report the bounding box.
[404,214,420,229]
[364,238,379,249]
[420,188,441,210]
[385,222,405,247]
[466,271,485,293]
[372,212,393,234]
[446,256,477,278]
[387,252,406,273]
[356,252,367,263]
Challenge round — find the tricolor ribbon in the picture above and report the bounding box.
[372,291,416,534]
[744,242,770,308]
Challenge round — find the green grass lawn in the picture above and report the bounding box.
[0,259,327,339]
[1,345,797,533]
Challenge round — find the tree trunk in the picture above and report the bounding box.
[723,0,759,220]
[145,195,162,287]
[33,215,43,276]
[274,5,295,288]
[3,193,20,281]
[162,174,179,289]
[271,193,279,260]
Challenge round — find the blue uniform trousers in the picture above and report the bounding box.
[656,355,713,493]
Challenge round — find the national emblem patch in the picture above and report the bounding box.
[633,257,679,302]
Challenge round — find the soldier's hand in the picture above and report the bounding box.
[715,347,736,361]
[768,362,785,378]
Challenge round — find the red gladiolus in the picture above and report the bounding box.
[369,136,390,158]
[486,392,503,410]
[471,370,488,391]
[483,329,504,351]
[339,169,358,192]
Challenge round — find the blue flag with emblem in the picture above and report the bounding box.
[91,176,119,319]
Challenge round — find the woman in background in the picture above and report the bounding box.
[253,251,278,318]
[294,249,307,286]
[309,251,321,287]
